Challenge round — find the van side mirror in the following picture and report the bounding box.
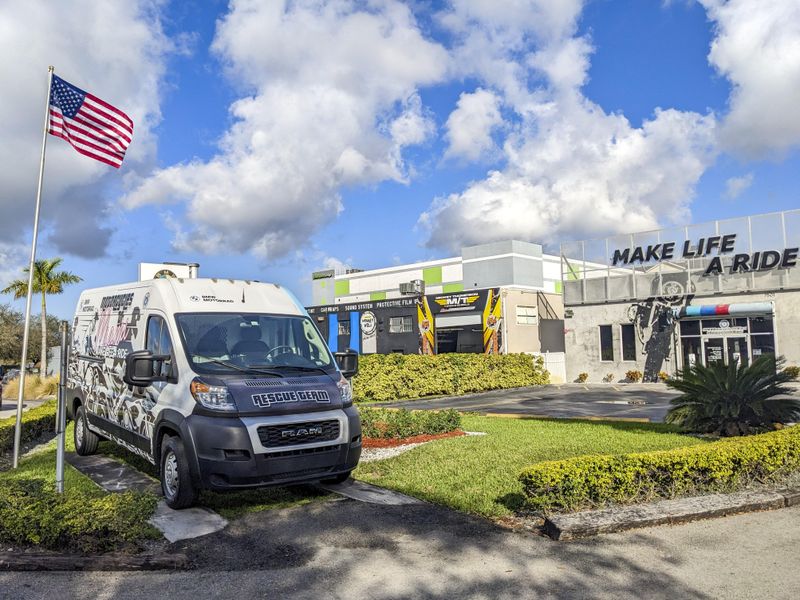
[335,349,359,379]
[123,350,171,387]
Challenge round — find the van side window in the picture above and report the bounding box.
[146,316,175,379]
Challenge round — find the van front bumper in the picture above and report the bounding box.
[181,406,362,490]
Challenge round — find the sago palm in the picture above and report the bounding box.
[666,355,800,436]
[2,258,82,369]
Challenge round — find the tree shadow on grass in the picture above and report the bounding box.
[497,490,527,513]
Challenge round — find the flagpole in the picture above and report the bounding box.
[12,65,54,469]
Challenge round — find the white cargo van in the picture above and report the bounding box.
[66,278,361,508]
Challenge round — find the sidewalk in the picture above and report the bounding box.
[0,398,48,420]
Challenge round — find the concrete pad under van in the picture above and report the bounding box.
[66,452,228,542]
[149,502,229,543]
[318,479,422,505]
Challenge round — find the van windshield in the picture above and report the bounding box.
[175,313,336,376]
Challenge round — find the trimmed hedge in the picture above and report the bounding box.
[353,353,549,402]
[359,407,462,439]
[519,424,800,512]
[0,477,158,552]
[0,400,57,454]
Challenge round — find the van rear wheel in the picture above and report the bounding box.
[160,435,198,509]
[74,406,99,456]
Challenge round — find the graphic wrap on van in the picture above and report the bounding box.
[68,289,158,461]
[67,278,361,506]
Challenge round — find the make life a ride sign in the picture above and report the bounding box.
[611,234,799,276]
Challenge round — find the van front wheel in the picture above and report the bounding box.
[74,406,99,456]
[160,435,198,509]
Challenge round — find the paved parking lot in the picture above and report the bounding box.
[380,384,680,422]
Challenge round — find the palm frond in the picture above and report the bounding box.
[666,355,797,435]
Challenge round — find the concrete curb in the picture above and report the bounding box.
[482,412,651,423]
[544,488,800,541]
[0,552,189,571]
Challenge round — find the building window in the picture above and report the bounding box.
[515,305,538,325]
[389,316,413,333]
[338,320,350,336]
[599,325,614,361]
[620,324,636,361]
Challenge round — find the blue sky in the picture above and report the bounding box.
[1,0,799,320]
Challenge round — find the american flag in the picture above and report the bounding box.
[48,75,133,168]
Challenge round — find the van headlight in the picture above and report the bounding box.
[337,375,353,408]
[190,378,236,412]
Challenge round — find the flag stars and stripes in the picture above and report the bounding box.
[47,74,133,168]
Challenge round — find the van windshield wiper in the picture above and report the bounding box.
[248,364,330,376]
[197,357,284,377]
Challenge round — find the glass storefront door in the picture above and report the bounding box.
[704,338,725,365]
[726,337,748,367]
[680,315,774,370]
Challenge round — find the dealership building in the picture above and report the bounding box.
[307,241,566,376]
[560,209,800,382]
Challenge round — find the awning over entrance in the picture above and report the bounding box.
[671,302,774,319]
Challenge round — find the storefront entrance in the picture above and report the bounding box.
[701,336,748,367]
[679,315,775,369]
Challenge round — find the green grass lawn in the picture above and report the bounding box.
[355,415,708,519]
[1,430,104,497]
[0,424,161,551]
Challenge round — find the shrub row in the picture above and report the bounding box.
[0,400,57,455]
[0,477,158,552]
[359,407,462,439]
[519,424,800,513]
[353,353,549,402]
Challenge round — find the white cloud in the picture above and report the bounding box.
[439,0,586,109]
[701,0,800,158]
[0,0,172,256]
[444,88,503,162]
[420,0,719,251]
[124,0,449,259]
[0,242,28,292]
[724,172,754,200]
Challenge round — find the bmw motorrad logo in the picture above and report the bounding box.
[189,295,201,302]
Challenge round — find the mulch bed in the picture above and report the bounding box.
[362,430,465,449]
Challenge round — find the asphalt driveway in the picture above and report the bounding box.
[378,383,680,422]
[5,498,800,599]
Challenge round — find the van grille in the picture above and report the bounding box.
[257,420,340,448]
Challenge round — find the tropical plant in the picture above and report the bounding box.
[783,365,800,380]
[2,258,81,369]
[665,355,800,436]
[625,369,643,383]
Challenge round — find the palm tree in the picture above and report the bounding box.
[2,258,82,370]
[666,355,800,436]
